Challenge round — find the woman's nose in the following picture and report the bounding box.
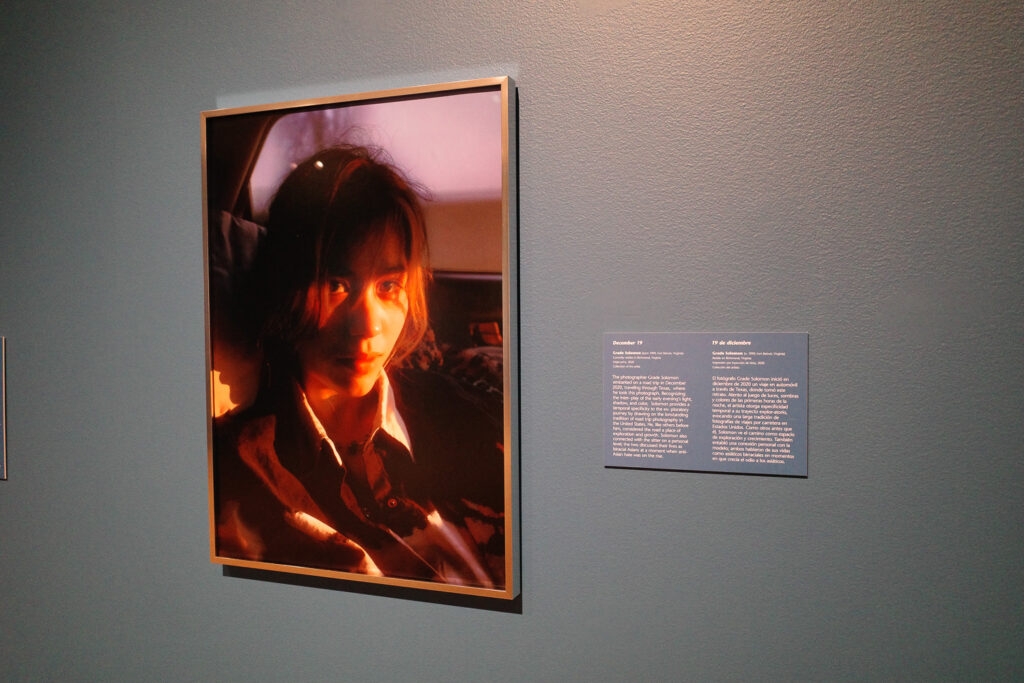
[345,290,383,337]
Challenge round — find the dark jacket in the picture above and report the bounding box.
[212,367,506,589]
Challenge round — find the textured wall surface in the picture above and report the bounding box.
[1,1,1021,679]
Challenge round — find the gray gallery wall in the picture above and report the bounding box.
[1,1,1021,680]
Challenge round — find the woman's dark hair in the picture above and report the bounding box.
[255,145,430,368]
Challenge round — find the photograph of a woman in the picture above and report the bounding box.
[202,80,515,596]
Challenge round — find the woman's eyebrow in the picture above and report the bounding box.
[324,268,353,277]
[324,262,408,277]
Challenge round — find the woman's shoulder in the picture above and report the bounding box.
[391,365,498,413]
[211,400,279,465]
[389,367,501,439]
[388,367,505,508]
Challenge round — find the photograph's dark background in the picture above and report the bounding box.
[1,1,1021,679]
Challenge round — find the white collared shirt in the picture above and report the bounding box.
[298,370,413,471]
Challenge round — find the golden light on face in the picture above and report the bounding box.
[295,232,410,401]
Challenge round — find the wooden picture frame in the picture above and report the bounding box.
[201,78,519,598]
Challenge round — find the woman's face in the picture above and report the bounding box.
[295,230,410,401]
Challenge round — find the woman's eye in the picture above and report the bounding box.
[377,279,405,298]
[327,278,349,294]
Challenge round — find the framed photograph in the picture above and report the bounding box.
[201,77,519,598]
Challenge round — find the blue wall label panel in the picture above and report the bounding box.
[604,332,807,476]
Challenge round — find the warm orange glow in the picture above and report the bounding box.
[286,511,382,577]
[217,501,265,560]
[211,370,239,417]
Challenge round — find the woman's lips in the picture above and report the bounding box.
[336,352,382,373]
